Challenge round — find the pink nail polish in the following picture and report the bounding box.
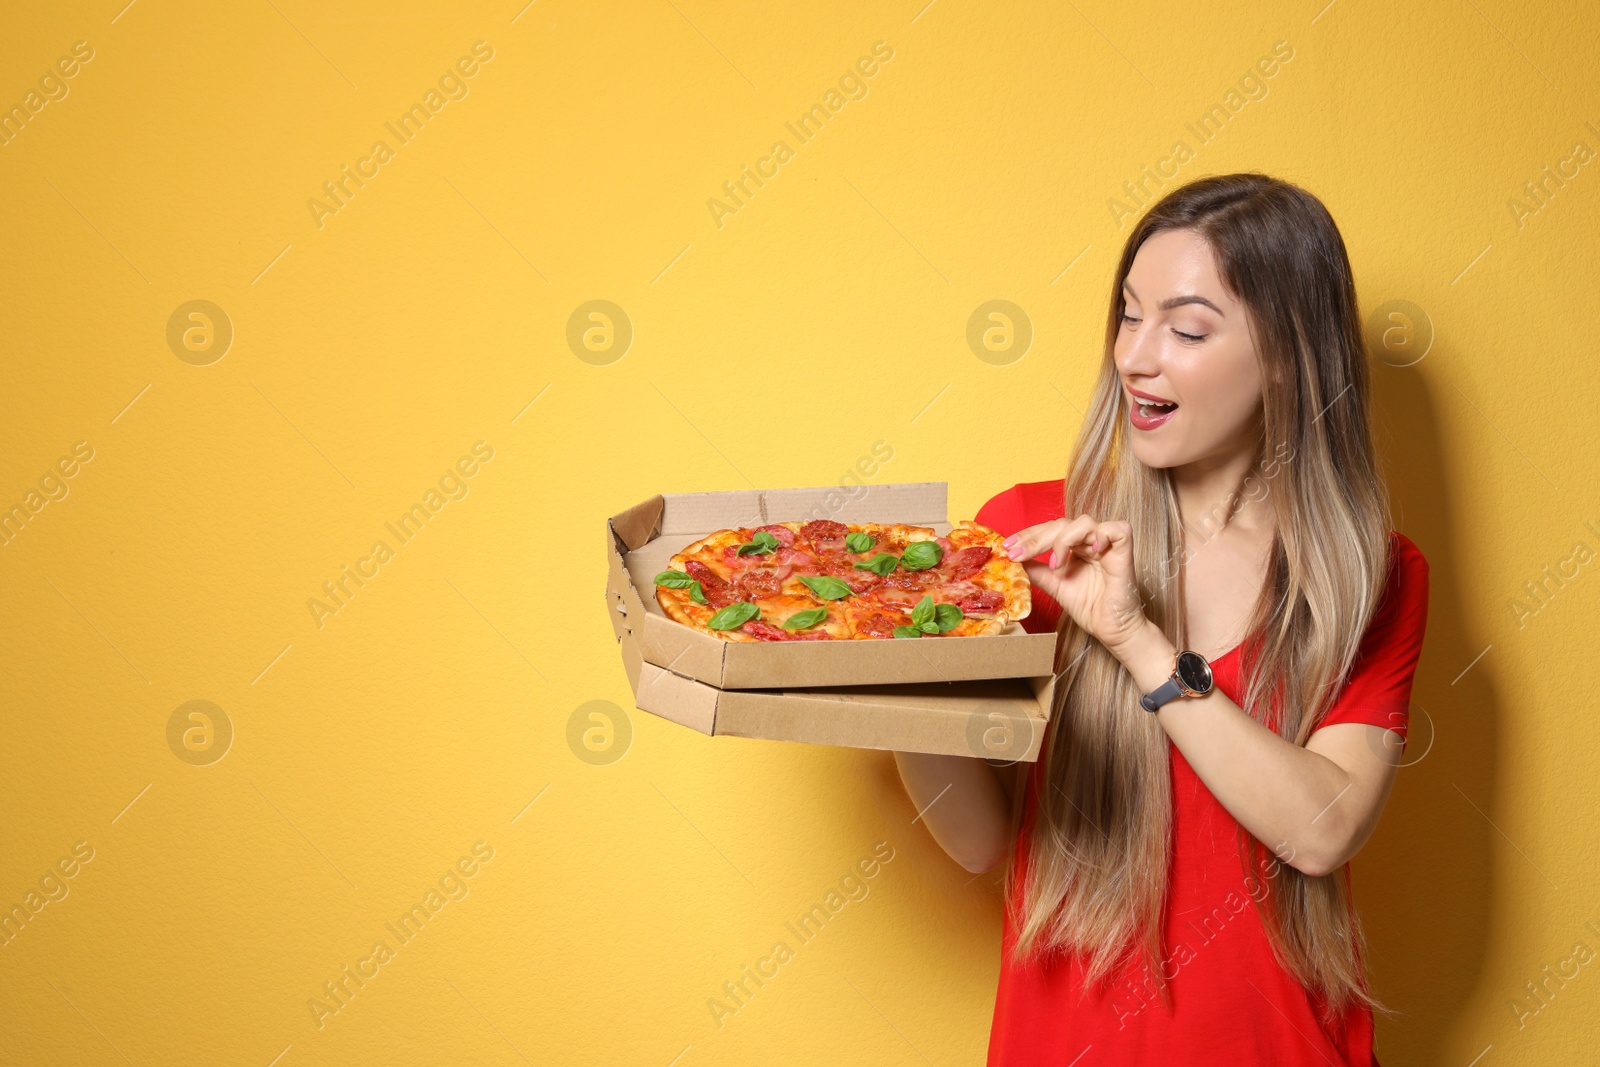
[1048,550,1058,569]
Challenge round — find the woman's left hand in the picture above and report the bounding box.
[1002,515,1151,653]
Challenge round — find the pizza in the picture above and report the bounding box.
[651,518,1030,642]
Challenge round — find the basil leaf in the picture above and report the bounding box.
[892,625,924,639]
[708,601,759,630]
[911,594,935,629]
[737,530,780,556]
[799,574,854,600]
[854,553,899,576]
[657,569,710,604]
[933,602,963,632]
[900,540,943,571]
[845,531,874,553]
[783,607,829,631]
[918,620,941,633]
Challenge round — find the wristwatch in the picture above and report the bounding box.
[1139,650,1214,712]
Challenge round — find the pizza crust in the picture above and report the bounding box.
[951,520,1033,624]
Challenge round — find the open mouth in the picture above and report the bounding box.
[1128,391,1178,429]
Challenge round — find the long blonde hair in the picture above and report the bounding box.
[1006,173,1395,1022]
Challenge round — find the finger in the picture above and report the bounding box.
[1001,519,1064,561]
[1047,515,1106,567]
[1085,520,1131,559]
[1005,515,1094,562]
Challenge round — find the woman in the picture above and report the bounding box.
[893,173,1429,1064]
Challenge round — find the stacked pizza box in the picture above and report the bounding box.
[605,482,1061,760]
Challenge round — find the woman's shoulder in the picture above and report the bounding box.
[1370,530,1430,633]
[1386,530,1430,593]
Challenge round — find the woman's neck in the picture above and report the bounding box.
[1169,446,1273,542]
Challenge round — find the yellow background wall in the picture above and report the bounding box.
[1,1,1596,1063]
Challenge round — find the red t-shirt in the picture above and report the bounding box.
[974,479,1429,1066]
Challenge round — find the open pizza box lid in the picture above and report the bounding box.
[605,481,1059,690]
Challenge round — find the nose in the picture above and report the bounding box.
[1114,315,1161,380]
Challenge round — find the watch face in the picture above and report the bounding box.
[1176,651,1213,693]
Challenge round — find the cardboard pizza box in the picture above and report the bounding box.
[621,650,1057,761]
[605,481,1059,689]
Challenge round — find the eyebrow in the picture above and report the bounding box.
[1122,282,1225,315]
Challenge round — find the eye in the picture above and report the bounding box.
[1119,312,1141,327]
[1173,329,1207,343]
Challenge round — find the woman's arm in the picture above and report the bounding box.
[1111,619,1400,878]
[892,751,1016,873]
[1001,515,1406,880]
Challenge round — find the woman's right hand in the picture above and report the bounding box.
[1003,514,1151,654]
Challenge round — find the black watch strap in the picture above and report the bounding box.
[1140,676,1183,713]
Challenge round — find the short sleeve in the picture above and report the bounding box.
[1314,532,1430,745]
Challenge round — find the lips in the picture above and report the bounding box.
[1127,385,1175,405]
[1127,387,1178,430]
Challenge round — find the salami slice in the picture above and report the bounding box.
[852,613,901,639]
[931,580,983,603]
[738,619,788,641]
[740,618,829,641]
[773,547,823,574]
[821,554,883,593]
[684,560,740,609]
[870,585,925,609]
[754,524,796,546]
[880,568,939,592]
[800,519,850,552]
[943,546,993,580]
[957,589,1006,615]
[734,569,783,600]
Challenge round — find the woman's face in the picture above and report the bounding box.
[1113,227,1265,471]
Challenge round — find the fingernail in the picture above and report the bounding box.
[1048,550,1058,569]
